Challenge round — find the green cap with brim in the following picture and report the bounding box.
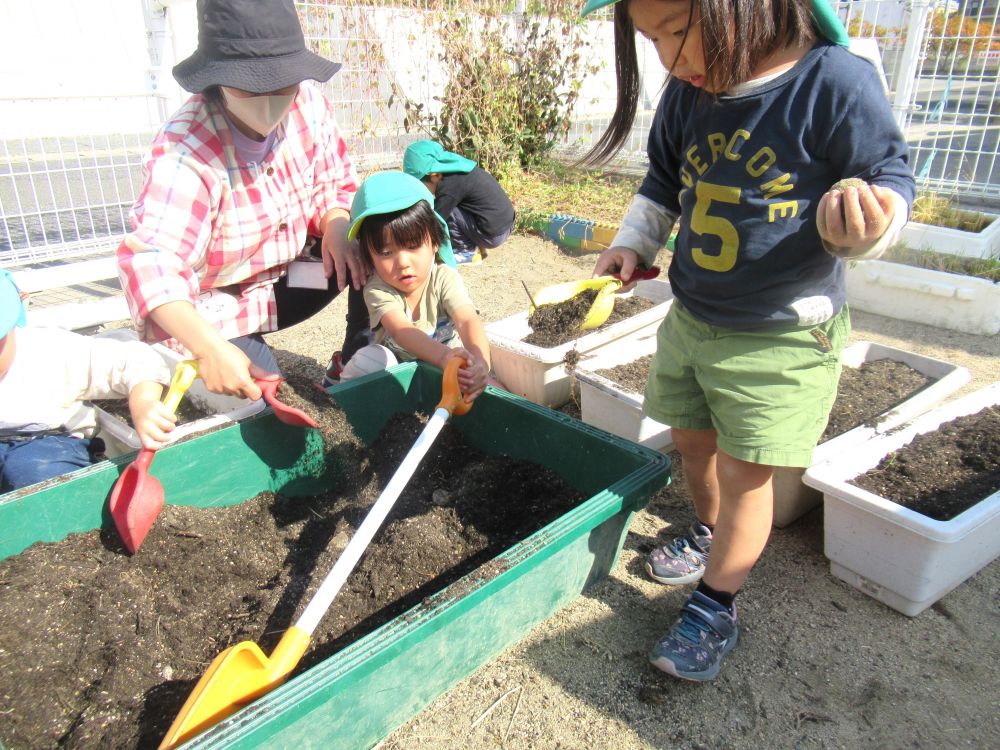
[348,171,456,268]
[0,269,27,338]
[402,140,477,181]
[579,0,849,47]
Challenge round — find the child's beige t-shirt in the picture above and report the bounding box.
[363,264,474,361]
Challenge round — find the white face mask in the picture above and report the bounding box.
[221,87,297,137]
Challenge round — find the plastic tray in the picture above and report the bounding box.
[486,279,673,407]
[772,340,970,527]
[803,382,1000,616]
[574,326,671,451]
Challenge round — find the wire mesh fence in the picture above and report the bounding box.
[1,0,997,270]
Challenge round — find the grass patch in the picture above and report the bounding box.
[910,192,993,233]
[503,161,641,234]
[881,244,1000,282]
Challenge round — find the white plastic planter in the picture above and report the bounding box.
[846,260,1000,336]
[773,341,970,527]
[899,213,1000,260]
[574,326,671,451]
[486,279,673,407]
[803,382,1000,616]
[92,330,264,457]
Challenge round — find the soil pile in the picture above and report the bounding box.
[524,295,655,347]
[852,407,1000,520]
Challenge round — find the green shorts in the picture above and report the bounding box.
[644,303,850,467]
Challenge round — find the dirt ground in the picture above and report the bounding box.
[264,233,1000,750]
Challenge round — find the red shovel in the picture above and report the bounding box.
[108,360,198,553]
[255,377,318,429]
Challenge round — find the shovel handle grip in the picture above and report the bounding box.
[438,358,473,416]
[162,360,198,414]
[611,265,660,285]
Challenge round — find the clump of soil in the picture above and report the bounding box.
[851,407,1000,521]
[524,294,655,347]
[0,403,584,750]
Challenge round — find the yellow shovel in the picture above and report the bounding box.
[158,359,473,749]
[530,266,660,331]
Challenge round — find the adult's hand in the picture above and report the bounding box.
[149,300,263,400]
[320,207,367,292]
[195,340,262,400]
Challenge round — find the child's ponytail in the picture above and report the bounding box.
[581,1,641,166]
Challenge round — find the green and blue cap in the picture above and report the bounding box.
[348,171,456,267]
[402,140,477,181]
[0,269,27,338]
[580,0,849,47]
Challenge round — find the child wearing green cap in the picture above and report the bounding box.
[0,270,177,492]
[338,171,493,400]
[402,140,515,265]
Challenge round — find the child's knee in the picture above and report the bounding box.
[339,344,397,380]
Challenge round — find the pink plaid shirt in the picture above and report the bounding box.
[118,83,358,349]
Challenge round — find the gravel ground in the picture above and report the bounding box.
[267,234,1000,750]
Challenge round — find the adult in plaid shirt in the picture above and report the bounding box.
[118,0,369,402]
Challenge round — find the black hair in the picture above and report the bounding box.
[582,0,818,166]
[356,200,445,273]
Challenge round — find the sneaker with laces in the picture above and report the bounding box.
[321,352,343,388]
[453,249,482,265]
[649,590,739,681]
[645,521,712,585]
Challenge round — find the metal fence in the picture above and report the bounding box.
[1,0,997,270]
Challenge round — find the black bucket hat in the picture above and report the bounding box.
[172,0,341,94]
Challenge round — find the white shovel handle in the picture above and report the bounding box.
[295,406,450,636]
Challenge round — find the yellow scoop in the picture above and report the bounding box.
[530,266,660,331]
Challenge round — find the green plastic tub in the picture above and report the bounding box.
[0,363,669,749]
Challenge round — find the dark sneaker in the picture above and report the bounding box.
[649,591,739,681]
[645,521,712,585]
[321,352,344,388]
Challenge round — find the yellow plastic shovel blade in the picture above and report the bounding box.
[580,280,624,330]
[158,626,311,749]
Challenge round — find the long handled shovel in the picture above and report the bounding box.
[158,359,473,749]
[108,360,198,554]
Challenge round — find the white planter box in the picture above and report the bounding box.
[803,382,1000,616]
[899,213,1000,260]
[846,260,1000,336]
[574,326,672,451]
[486,279,673,407]
[772,341,970,527]
[92,330,264,457]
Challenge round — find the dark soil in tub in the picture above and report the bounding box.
[851,407,1000,521]
[524,293,656,347]
[0,400,585,749]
